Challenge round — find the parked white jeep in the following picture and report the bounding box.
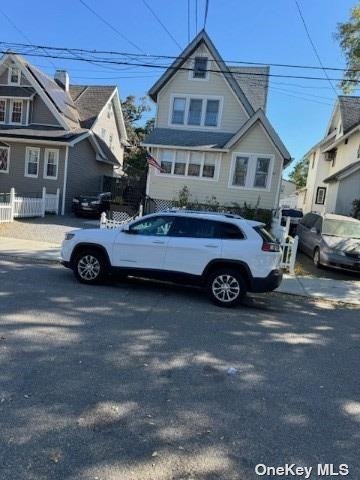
[60,211,283,307]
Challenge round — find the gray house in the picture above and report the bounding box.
[142,30,291,211]
[0,52,128,213]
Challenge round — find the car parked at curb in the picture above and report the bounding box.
[72,192,111,217]
[297,213,360,273]
[60,210,283,307]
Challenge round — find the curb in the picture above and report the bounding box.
[275,289,360,307]
[0,254,60,265]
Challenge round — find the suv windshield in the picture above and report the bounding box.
[323,219,360,239]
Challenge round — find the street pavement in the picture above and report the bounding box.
[0,259,359,480]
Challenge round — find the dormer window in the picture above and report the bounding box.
[193,57,208,79]
[9,66,20,85]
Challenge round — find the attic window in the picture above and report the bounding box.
[193,57,208,79]
[9,66,20,85]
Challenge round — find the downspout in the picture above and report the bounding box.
[61,146,69,215]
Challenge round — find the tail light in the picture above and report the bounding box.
[262,242,281,252]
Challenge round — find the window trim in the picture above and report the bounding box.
[188,55,210,81]
[168,93,223,130]
[228,152,275,191]
[315,186,326,205]
[25,146,40,178]
[155,149,220,182]
[0,98,5,124]
[43,148,59,180]
[8,66,21,86]
[0,145,10,174]
[9,100,22,125]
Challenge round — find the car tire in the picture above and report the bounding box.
[313,248,322,269]
[73,248,109,284]
[206,268,246,308]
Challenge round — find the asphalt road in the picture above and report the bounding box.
[0,260,359,480]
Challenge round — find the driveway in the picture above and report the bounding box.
[0,259,359,480]
[295,252,360,281]
[0,215,99,245]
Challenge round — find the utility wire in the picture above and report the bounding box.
[79,0,146,54]
[294,0,338,95]
[204,0,209,29]
[141,0,182,50]
[1,40,358,73]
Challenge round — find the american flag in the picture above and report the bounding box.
[146,152,164,172]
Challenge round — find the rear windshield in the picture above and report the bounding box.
[254,226,277,243]
[323,219,360,239]
[282,209,303,218]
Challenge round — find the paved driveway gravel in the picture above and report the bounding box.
[0,260,359,480]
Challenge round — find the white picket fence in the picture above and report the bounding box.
[271,215,299,274]
[0,187,60,223]
[100,206,143,229]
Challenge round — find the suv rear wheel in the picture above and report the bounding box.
[73,248,108,284]
[206,268,246,307]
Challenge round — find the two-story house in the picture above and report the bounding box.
[142,30,291,211]
[0,52,128,214]
[301,96,360,216]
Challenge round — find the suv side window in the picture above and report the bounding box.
[215,222,244,239]
[169,217,216,238]
[129,216,174,236]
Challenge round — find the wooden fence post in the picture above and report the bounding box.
[42,186,46,217]
[10,187,15,222]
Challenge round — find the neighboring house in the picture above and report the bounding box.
[0,52,127,213]
[142,30,291,211]
[279,179,297,207]
[301,96,360,216]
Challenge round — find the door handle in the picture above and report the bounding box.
[152,240,165,244]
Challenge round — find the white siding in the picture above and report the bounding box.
[148,122,282,209]
[156,44,249,133]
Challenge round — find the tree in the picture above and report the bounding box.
[288,158,309,188]
[336,6,360,93]
[121,96,154,174]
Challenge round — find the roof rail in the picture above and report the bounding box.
[162,208,243,219]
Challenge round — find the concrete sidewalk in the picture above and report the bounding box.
[0,236,359,305]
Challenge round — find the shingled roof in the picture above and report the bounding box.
[69,85,116,129]
[339,96,360,134]
[228,66,269,111]
[143,128,234,149]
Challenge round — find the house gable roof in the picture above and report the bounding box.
[148,30,255,117]
[69,85,116,129]
[142,127,233,150]
[338,96,360,134]
[228,65,270,111]
[224,109,292,166]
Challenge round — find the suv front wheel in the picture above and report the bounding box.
[206,268,246,307]
[73,248,108,284]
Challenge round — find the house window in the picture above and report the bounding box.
[174,150,187,175]
[171,97,186,124]
[254,157,271,188]
[9,66,20,85]
[44,149,59,179]
[204,100,219,127]
[232,156,249,187]
[157,149,219,180]
[315,187,326,205]
[160,149,173,174]
[193,57,208,79]
[230,153,274,190]
[0,146,10,173]
[11,101,22,124]
[0,100,5,123]
[25,147,40,177]
[188,151,202,176]
[188,99,203,126]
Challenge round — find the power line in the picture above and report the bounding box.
[294,0,338,95]
[204,0,209,29]
[79,0,146,54]
[1,39,358,73]
[141,0,182,50]
[0,48,357,83]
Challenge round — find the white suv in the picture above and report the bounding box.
[60,211,283,307]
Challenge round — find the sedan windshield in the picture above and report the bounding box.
[323,219,360,239]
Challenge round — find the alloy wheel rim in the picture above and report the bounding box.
[78,255,100,280]
[212,274,240,302]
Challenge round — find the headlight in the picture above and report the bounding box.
[64,233,75,241]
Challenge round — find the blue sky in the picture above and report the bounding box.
[0,0,357,176]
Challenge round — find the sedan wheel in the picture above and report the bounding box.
[313,248,321,268]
